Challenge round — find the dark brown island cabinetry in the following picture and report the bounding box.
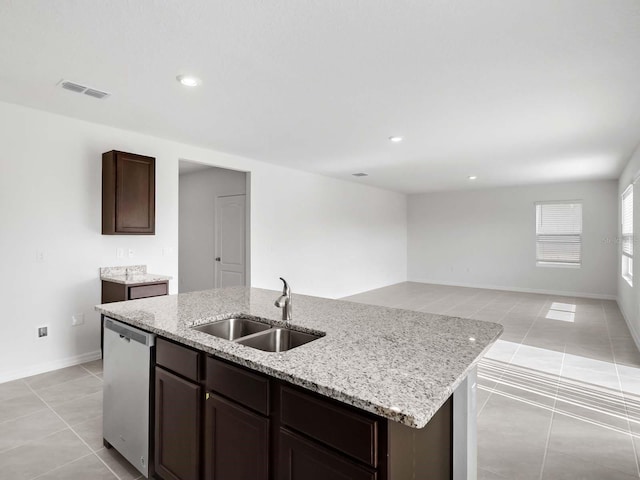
[102,150,155,235]
[152,337,453,480]
[154,338,204,480]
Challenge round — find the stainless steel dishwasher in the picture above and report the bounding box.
[103,317,155,478]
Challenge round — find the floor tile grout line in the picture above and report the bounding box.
[0,405,51,426]
[28,451,98,480]
[22,378,123,480]
[538,344,565,480]
[24,368,95,394]
[475,294,544,413]
[603,302,640,477]
[0,426,70,456]
[79,362,104,379]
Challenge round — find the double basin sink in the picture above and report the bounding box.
[191,316,323,353]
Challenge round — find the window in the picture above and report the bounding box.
[622,185,633,285]
[535,201,582,267]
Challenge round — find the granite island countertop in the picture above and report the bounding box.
[95,287,502,428]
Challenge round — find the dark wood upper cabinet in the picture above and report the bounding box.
[102,150,155,235]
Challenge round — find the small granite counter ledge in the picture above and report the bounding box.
[95,286,502,429]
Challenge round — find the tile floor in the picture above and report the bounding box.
[1,281,639,479]
[345,282,640,480]
[0,359,141,480]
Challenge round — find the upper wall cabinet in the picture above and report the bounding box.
[102,150,156,235]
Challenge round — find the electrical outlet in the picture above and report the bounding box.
[162,247,173,256]
[36,251,45,263]
[72,313,85,326]
[38,326,48,338]
[128,248,134,258]
[116,248,124,258]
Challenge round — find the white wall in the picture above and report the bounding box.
[408,181,618,298]
[179,166,246,293]
[618,144,640,348]
[0,101,407,382]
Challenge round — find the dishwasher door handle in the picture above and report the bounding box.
[119,334,131,342]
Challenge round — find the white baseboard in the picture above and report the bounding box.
[616,299,640,352]
[0,350,102,384]
[407,279,617,301]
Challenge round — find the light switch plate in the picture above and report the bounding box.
[116,248,124,258]
[72,313,85,326]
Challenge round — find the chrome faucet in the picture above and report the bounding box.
[274,277,292,322]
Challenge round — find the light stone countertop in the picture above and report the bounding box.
[99,265,172,285]
[95,287,502,428]
[100,273,173,285]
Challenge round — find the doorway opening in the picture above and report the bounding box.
[178,160,250,293]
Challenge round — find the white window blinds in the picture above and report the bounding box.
[535,202,582,266]
[622,185,633,258]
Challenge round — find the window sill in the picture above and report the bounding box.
[536,262,581,269]
[623,274,633,287]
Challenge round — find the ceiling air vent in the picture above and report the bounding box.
[84,88,110,99]
[61,81,86,93]
[58,80,111,99]
[352,173,368,177]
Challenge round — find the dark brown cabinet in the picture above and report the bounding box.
[102,150,155,235]
[279,429,376,480]
[204,394,269,480]
[155,367,202,480]
[101,280,168,304]
[152,343,453,480]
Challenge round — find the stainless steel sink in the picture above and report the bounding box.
[192,317,271,341]
[236,328,322,353]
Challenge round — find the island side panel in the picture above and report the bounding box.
[453,367,478,480]
[387,396,453,480]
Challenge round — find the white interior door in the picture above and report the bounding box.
[215,194,246,288]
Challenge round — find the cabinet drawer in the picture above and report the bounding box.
[280,386,379,467]
[128,283,167,300]
[279,429,377,480]
[156,338,201,382]
[206,358,269,415]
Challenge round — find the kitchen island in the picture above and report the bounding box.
[96,286,502,480]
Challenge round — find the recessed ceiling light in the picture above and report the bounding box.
[176,75,202,87]
[468,175,478,180]
[352,173,368,177]
[389,136,403,143]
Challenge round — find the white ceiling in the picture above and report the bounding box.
[1,1,639,193]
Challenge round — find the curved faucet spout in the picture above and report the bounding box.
[279,277,290,296]
[275,277,292,322]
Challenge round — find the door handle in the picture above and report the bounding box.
[215,257,221,262]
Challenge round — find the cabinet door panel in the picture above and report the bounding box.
[205,394,269,480]
[116,153,154,233]
[279,429,376,480]
[155,367,201,480]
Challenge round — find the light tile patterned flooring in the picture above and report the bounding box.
[345,282,640,480]
[1,281,639,479]
[0,360,141,480]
